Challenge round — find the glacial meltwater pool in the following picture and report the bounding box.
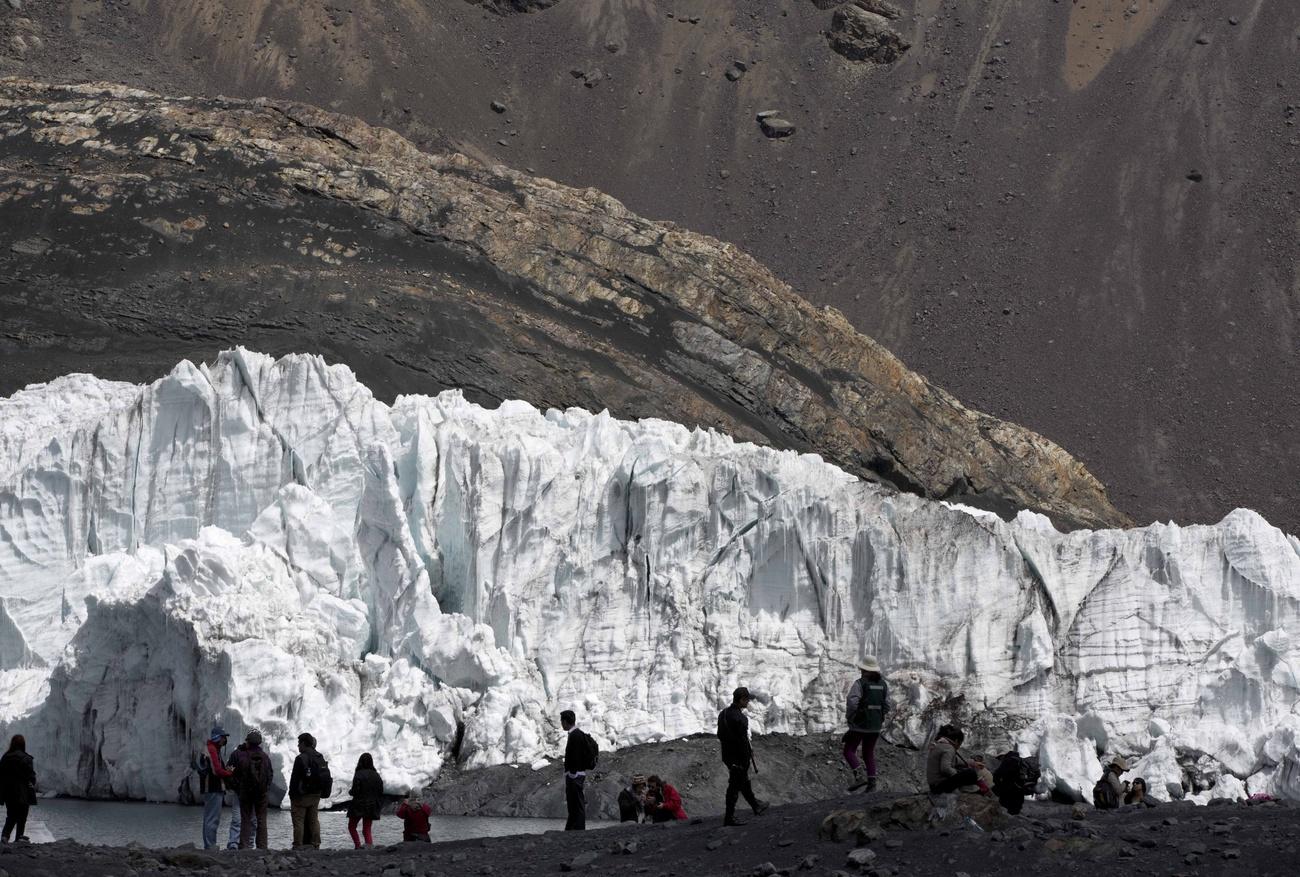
[26,799,596,849]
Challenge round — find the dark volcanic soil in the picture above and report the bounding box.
[428,732,924,820]
[1,0,1297,532]
[1,795,1296,877]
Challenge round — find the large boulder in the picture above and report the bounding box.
[820,793,1012,840]
[828,4,910,63]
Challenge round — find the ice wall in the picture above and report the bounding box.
[1,350,1298,804]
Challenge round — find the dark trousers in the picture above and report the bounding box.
[2,801,29,840]
[997,791,1025,815]
[239,795,269,849]
[929,768,980,795]
[724,764,760,819]
[564,774,586,831]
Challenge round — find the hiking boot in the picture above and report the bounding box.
[15,836,28,843]
[847,766,866,790]
[752,800,770,816]
[723,817,748,827]
[866,776,878,792]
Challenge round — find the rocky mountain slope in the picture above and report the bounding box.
[1,0,1295,532]
[0,79,1123,528]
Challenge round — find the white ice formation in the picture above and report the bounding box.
[1,350,1298,806]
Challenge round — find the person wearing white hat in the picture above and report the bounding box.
[843,655,889,791]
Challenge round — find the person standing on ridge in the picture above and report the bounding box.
[289,732,330,849]
[346,752,384,849]
[231,729,272,850]
[843,656,888,791]
[717,686,769,827]
[199,726,235,849]
[560,709,598,831]
[0,735,36,844]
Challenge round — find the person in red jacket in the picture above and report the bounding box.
[200,726,235,850]
[396,794,432,842]
[644,775,688,822]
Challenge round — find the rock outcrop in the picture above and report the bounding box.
[827,3,911,64]
[0,79,1125,530]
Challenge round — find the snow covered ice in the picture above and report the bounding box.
[1,349,1299,805]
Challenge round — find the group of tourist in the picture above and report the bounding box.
[0,653,1163,849]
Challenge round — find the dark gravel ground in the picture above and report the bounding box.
[1,794,1296,877]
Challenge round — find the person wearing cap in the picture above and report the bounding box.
[200,726,235,850]
[618,774,648,822]
[843,655,889,791]
[1097,756,1129,809]
[716,686,770,827]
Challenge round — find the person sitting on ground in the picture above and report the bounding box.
[396,793,432,842]
[1093,757,1129,810]
[618,774,648,823]
[1124,776,1157,808]
[0,735,36,844]
[644,775,688,822]
[926,724,982,795]
[346,752,384,849]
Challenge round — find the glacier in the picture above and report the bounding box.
[1,349,1298,806]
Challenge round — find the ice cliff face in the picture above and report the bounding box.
[1,350,1298,805]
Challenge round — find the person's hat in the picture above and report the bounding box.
[210,725,228,742]
[246,729,263,746]
[631,774,646,786]
[1109,756,1129,772]
[857,655,881,673]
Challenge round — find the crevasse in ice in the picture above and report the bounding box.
[1,350,1297,804]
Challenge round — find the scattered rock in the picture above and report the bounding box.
[758,116,796,138]
[725,61,748,81]
[706,839,724,851]
[751,864,779,877]
[401,860,418,876]
[1196,35,1211,45]
[490,100,507,113]
[827,4,910,64]
[6,0,22,12]
[845,847,877,867]
[1070,804,1088,820]
[1186,170,1204,182]
[1228,16,1240,25]
[560,851,599,872]
[798,855,819,871]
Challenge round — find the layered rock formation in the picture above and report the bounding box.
[0,79,1125,530]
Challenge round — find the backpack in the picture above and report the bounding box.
[1092,775,1119,810]
[315,755,333,798]
[580,731,599,771]
[1018,757,1041,794]
[239,748,273,798]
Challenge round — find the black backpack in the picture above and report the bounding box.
[1019,757,1041,794]
[239,748,273,798]
[315,755,333,797]
[580,732,599,771]
[1092,775,1119,810]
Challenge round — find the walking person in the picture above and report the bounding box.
[289,733,330,849]
[231,729,273,850]
[716,686,769,827]
[560,709,598,831]
[199,726,235,849]
[843,656,888,791]
[0,735,36,844]
[346,753,384,849]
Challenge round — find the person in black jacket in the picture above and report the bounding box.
[560,710,591,831]
[346,753,384,849]
[0,735,36,843]
[716,687,769,827]
[289,733,328,849]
